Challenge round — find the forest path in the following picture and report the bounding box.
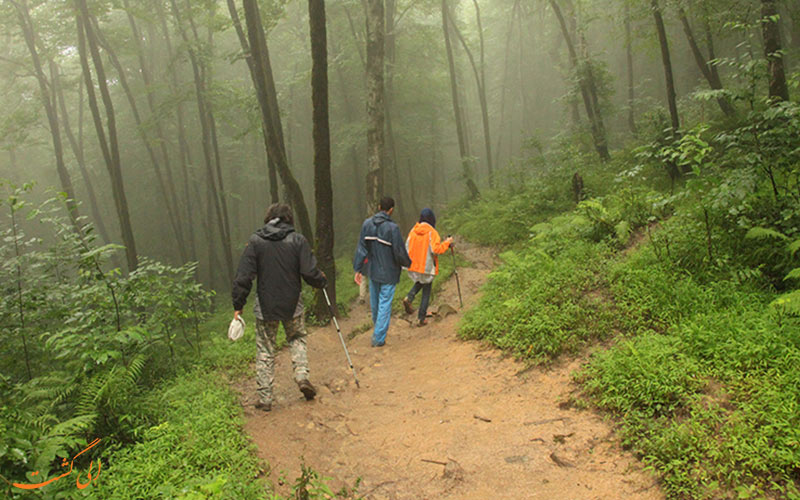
[235,242,662,500]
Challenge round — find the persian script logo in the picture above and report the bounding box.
[12,438,102,491]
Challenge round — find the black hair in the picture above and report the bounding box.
[379,196,395,211]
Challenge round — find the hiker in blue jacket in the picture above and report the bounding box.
[353,196,412,347]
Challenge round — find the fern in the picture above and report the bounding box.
[745,227,789,241]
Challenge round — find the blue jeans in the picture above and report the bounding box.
[369,279,396,346]
[406,281,432,321]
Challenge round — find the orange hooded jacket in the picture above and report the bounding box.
[405,222,451,277]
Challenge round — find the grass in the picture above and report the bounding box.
[85,296,364,499]
[445,141,800,498]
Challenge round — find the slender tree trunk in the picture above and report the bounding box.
[761,0,790,102]
[121,0,190,252]
[549,0,610,160]
[447,0,494,186]
[91,15,189,263]
[624,2,638,134]
[579,30,609,155]
[651,0,680,132]
[365,0,386,213]
[677,7,735,116]
[384,0,408,224]
[330,29,365,219]
[494,0,518,170]
[225,0,279,204]
[470,0,493,187]
[12,0,81,233]
[169,0,234,278]
[75,1,138,271]
[442,0,479,199]
[242,0,314,239]
[157,5,197,262]
[308,0,337,319]
[51,62,112,244]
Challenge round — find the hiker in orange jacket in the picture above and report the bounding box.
[402,208,453,326]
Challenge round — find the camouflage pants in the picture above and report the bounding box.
[255,316,309,405]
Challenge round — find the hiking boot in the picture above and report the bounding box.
[298,379,317,401]
[255,401,272,412]
[402,297,415,315]
[418,318,429,327]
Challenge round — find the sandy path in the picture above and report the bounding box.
[236,243,663,500]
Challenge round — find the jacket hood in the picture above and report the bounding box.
[419,208,436,228]
[256,220,295,241]
[373,211,392,225]
[413,221,434,235]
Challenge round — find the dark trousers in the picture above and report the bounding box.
[406,281,432,320]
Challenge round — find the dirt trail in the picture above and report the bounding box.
[236,243,663,499]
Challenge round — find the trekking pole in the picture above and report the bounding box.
[450,244,463,308]
[322,288,360,388]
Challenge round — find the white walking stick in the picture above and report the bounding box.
[322,288,360,388]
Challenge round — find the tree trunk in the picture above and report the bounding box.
[651,0,680,132]
[330,29,365,220]
[51,62,112,244]
[308,0,337,319]
[549,0,610,160]
[91,14,189,263]
[761,0,790,102]
[121,0,191,251]
[365,0,386,213]
[471,0,493,187]
[446,0,494,187]
[12,0,81,234]
[169,0,234,279]
[225,0,279,204]
[677,7,735,116]
[75,0,138,271]
[624,2,638,134]
[442,0,479,199]
[242,0,314,239]
[158,7,198,263]
[384,0,409,225]
[494,0,519,170]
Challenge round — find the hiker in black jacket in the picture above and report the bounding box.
[232,203,327,412]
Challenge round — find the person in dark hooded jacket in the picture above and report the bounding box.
[353,196,412,347]
[232,203,326,412]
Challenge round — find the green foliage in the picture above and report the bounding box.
[459,237,617,363]
[0,185,215,496]
[450,99,800,498]
[89,370,265,500]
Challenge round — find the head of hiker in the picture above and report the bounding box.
[231,202,327,412]
[402,208,452,326]
[380,196,394,214]
[419,207,436,228]
[265,202,293,225]
[353,195,412,347]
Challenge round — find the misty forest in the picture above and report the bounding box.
[2,0,800,497]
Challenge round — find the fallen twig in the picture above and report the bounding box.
[473,414,492,423]
[523,417,570,426]
[421,458,448,466]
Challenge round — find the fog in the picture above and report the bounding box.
[2,0,798,290]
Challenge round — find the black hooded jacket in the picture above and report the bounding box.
[231,221,327,321]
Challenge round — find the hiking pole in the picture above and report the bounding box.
[450,244,463,308]
[322,288,360,388]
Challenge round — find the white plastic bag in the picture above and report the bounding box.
[228,316,245,341]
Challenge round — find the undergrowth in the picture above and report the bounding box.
[448,101,800,498]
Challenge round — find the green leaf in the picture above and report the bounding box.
[784,268,800,281]
[744,227,788,240]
